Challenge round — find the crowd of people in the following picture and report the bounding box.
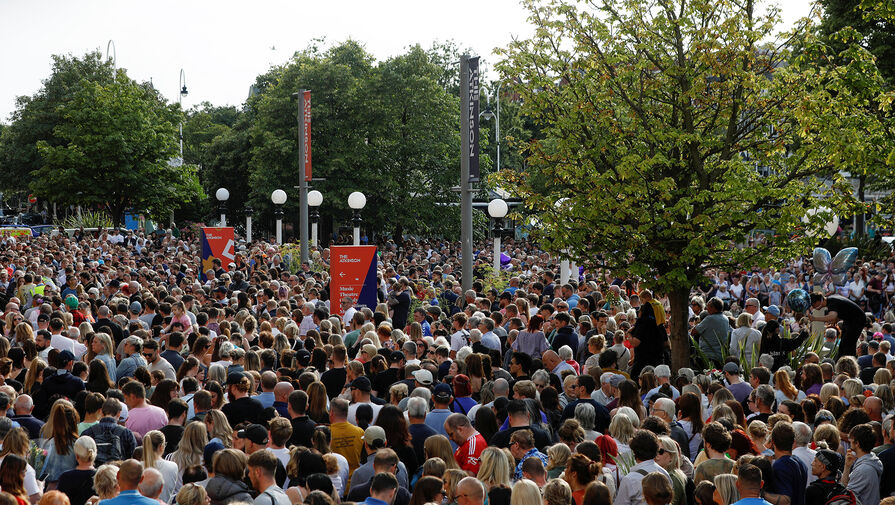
[0,228,893,505]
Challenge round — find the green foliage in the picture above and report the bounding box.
[56,210,113,229]
[821,234,894,259]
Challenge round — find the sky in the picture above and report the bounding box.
[0,0,816,122]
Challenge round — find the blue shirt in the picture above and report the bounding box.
[514,448,548,480]
[772,455,807,505]
[254,391,275,409]
[98,490,162,505]
[481,331,501,352]
[732,499,773,505]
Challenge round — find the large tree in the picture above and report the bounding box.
[496,0,874,369]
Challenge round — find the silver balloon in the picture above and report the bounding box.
[813,248,832,273]
[832,273,848,285]
[830,247,858,273]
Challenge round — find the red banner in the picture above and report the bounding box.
[200,227,235,281]
[330,246,378,316]
[303,90,312,181]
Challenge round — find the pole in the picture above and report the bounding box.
[495,82,501,172]
[560,258,570,285]
[460,55,473,293]
[493,236,501,277]
[297,90,309,264]
[311,221,318,248]
[246,216,252,242]
[353,226,360,246]
[276,218,283,245]
[220,213,226,227]
[570,260,577,283]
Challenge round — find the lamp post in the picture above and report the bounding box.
[106,40,117,74]
[178,69,188,160]
[555,197,570,285]
[308,190,323,248]
[481,81,501,172]
[271,189,287,245]
[488,198,508,276]
[245,206,254,243]
[348,191,366,246]
[215,188,229,226]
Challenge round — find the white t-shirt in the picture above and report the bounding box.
[347,401,382,425]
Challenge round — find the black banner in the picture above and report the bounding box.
[468,57,480,182]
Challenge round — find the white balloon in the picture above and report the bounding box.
[802,207,838,238]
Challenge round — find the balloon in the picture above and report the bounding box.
[787,289,811,313]
[830,247,858,273]
[500,253,511,265]
[813,248,832,273]
[812,247,859,288]
[802,207,839,238]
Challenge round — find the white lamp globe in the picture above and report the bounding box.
[348,191,367,210]
[215,188,230,202]
[271,189,287,205]
[488,199,508,219]
[308,190,323,207]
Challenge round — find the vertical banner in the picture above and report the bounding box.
[302,90,312,181]
[330,245,378,316]
[468,56,480,182]
[200,227,235,281]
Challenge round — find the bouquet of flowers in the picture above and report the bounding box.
[27,440,47,476]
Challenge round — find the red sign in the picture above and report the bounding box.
[330,246,378,316]
[200,227,236,281]
[28,194,36,204]
[302,90,312,181]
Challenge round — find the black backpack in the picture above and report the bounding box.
[92,427,125,465]
[824,482,861,505]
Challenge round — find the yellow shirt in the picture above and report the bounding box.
[330,421,365,487]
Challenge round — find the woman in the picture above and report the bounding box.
[375,405,419,476]
[425,436,460,471]
[89,334,117,383]
[1,455,30,505]
[677,392,704,461]
[450,375,477,415]
[148,379,179,410]
[310,427,349,496]
[565,453,601,505]
[543,479,574,505]
[176,484,208,505]
[206,449,252,505]
[176,357,203,384]
[747,421,772,456]
[408,476,443,505]
[694,481,719,505]
[657,436,692,505]
[801,364,824,396]
[465,354,484,394]
[615,380,647,422]
[728,313,760,364]
[714,474,739,505]
[306,382,329,424]
[774,370,806,405]
[443,469,467,505]
[477,447,511,505]
[166,422,208,478]
[0,428,41,504]
[204,409,233,448]
[41,401,80,488]
[190,336,212,368]
[547,443,571,480]
[84,361,114,394]
[57,437,97,505]
[511,480,540,505]
[141,430,180,502]
[512,315,549,359]
[575,403,600,441]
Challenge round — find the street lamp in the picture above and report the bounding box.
[178,69,188,161]
[245,205,254,243]
[555,197,571,284]
[488,198,508,276]
[106,40,117,74]
[308,190,323,248]
[348,191,366,246]
[271,189,287,244]
[215,188,229,226]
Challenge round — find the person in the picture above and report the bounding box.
[328,398,364,482]
[57,437,98,505]
[221,372,263,427]
[542,479,573,505]
[1,454,30,505]
[408,476,444,505]
[455,476,486,505]
[509,430,548,481]
[140,430,180,503]
[641,472,674,505]
[348,428,410,492]
[564,454,601,505]
[806,293,866,358]
[358,472,400,505]
[730,464,771,505]
[82,398,138,466]
[41,401,80,488]
[345,449,411,505]
[489,400,551,451]
[806,449,850,505]
[0,428,43,504]
[136,468,165,503]
[96,460,160,505]
[509,479,540,505]
[206,449,253,505]
[444,413,487,476]
[655,436,691,505]
[614,430,671,505]
[769,422,807,505]
[691,298,729,366]
[122,381,167,440]
[246,450,291,505]
[175,484,208,505]
[759,321,809,371]
[694,423,734,483]
[841,423,882,505]
[630,290,669,378]
[406,397,437,464]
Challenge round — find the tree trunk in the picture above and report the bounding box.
[856,174,866,236]
[393,222,404,247]
[668,286,692,372]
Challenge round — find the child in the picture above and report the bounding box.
[642,472,674,505]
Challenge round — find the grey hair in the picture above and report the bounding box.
[758,354,774,369]
[558,345,573,361]
[531,369,550,384]
[492,378,510,396]
[410,387,432,402]
[408,397,429,418]
[574,402,596,431]
[792,422,812,446]
[125,335,143,350]
[755,384,775,407]
[653,398,676,420]
[137,467,164,498]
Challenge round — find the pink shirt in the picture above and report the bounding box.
[125,404,168,439]
[171,314,193,335]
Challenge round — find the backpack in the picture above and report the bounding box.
[825,483,861,505]
[92,426,125,465]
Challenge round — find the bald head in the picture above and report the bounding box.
[864,396,883,420]
[118,459,144,490]
[542,350,559,369]
[274,382,294,402]
[457,477,485,503]
[261,371,278,391]
[138,468,164,499]
[14,394,33,415]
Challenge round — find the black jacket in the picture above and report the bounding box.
[43,370,85,400]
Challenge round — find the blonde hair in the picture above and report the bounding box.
[820,383,840,405]
[875,368,892,386]
[142,430,165,469]
[206,410,233,448]
[476,447,511,490]
[175,484,207,505]
[714,474,739,505]
[608,412,635,444]
[543,479,573,505]
[74,436,97,462]
[547,443,571,471]
[842,379,863,399]
[93,464,120,499]
[171,422,208,468]
[814,423,840,452]
[425,435,460,470]
[657,436,681,471]
[510,479,540,505]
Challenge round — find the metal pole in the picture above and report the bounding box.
[311,222,318,248]
[276,218,283,245]
[297,90,309,264]
[493,236,501,277]
[570,260,577,283]
[353,226,360,246]
[246,216,252,242]
[496,82,501,172]
[220,213,226,227]
[560,258,570,285]
[460,55,473,293]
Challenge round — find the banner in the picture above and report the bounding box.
[330,245,378,316]
[468,56,480,182]
[200,227,235,281]
[302,90,312,181]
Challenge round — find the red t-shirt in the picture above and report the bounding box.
[454,432,487,474]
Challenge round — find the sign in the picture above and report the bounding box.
[200,227,235,281]
[468,56,480,182]
[0,227,33,238]
[27,194,37,204]
[330,245,378,316]
[302,90,312,181]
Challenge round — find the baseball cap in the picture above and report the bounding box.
[203,440,225,468]
[763,305,781,317]
[226,372,245,385]
[390,351,405,363]
[723,362,741,374]
[350,376,372,393]
[36,314,50,323]
[129,301,142,314]
[296,349,312,367]
[412,369,433,386]
[237,424,269,445]
[433,383,452,400]
[64,296,78,310]
[608,375,626,388]
[815,449,843,476]
[362,426,386,446]
[58,350,75,366]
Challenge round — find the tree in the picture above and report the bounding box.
[33,73,202,225]
[496,0,867,369]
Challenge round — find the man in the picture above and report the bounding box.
[247,449,291,505]
[426,384,455,443]
[455,477,485,505]
[122,381,167,439]
[388,278,412,331]
[42,350,85,400]
[614,430,671,505]
[286,390,316,448]
[791,422,817,485]
[142,340,176,381]
[137,467,164,503]
[10,395,43,439]
[321,345,348,399]
[651,397,691,461]
[542,350,575,379]
[117,336,147,380]
[372,351,403,398]
[159,332,185,372]
[49,317,87,358]
[341,297,358,328]
[266,417,293,471]
[254,371,278,409]
[272,382,293,419]
[806,449,848,504]
[346,450,411,505]
[477,318,500,352]
[188,390,212,423]
[723,362,753,403]
[347,376,382,425]
[630,290,669,377]
[349,427,410,491]
[860,352,886,385]
[412,308,432,337]
[879,416,895,497]
[743,297,765,329]
[509,429,548,480]
[770,422,808,505]
[445,413,487,476]
[748,385,774,424]
[592,372,618,406]
[489,400,551,451]
[694,422,734,483]
[806,293,866,357]
[691,297,730,366]
[407,397,437,464]
[329,398,365,482]
[357,472,400,505]
[508,352,532,382]
[641,365,680,405]
[449,314,469,359]
[731,464,773,505]
[222,372,263,426]
[550,312,578,355]
[841,423,882,505]
[97,459,159,505]
[84,398,138,465]
[93,305,123,345]
[520,457,548,487]
[159,399,187,456]
[560,375,610,432]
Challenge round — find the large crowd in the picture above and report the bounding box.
[0,228,893,505]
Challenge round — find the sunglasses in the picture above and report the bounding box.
[657,448,666,455]
[142,353,154,359]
